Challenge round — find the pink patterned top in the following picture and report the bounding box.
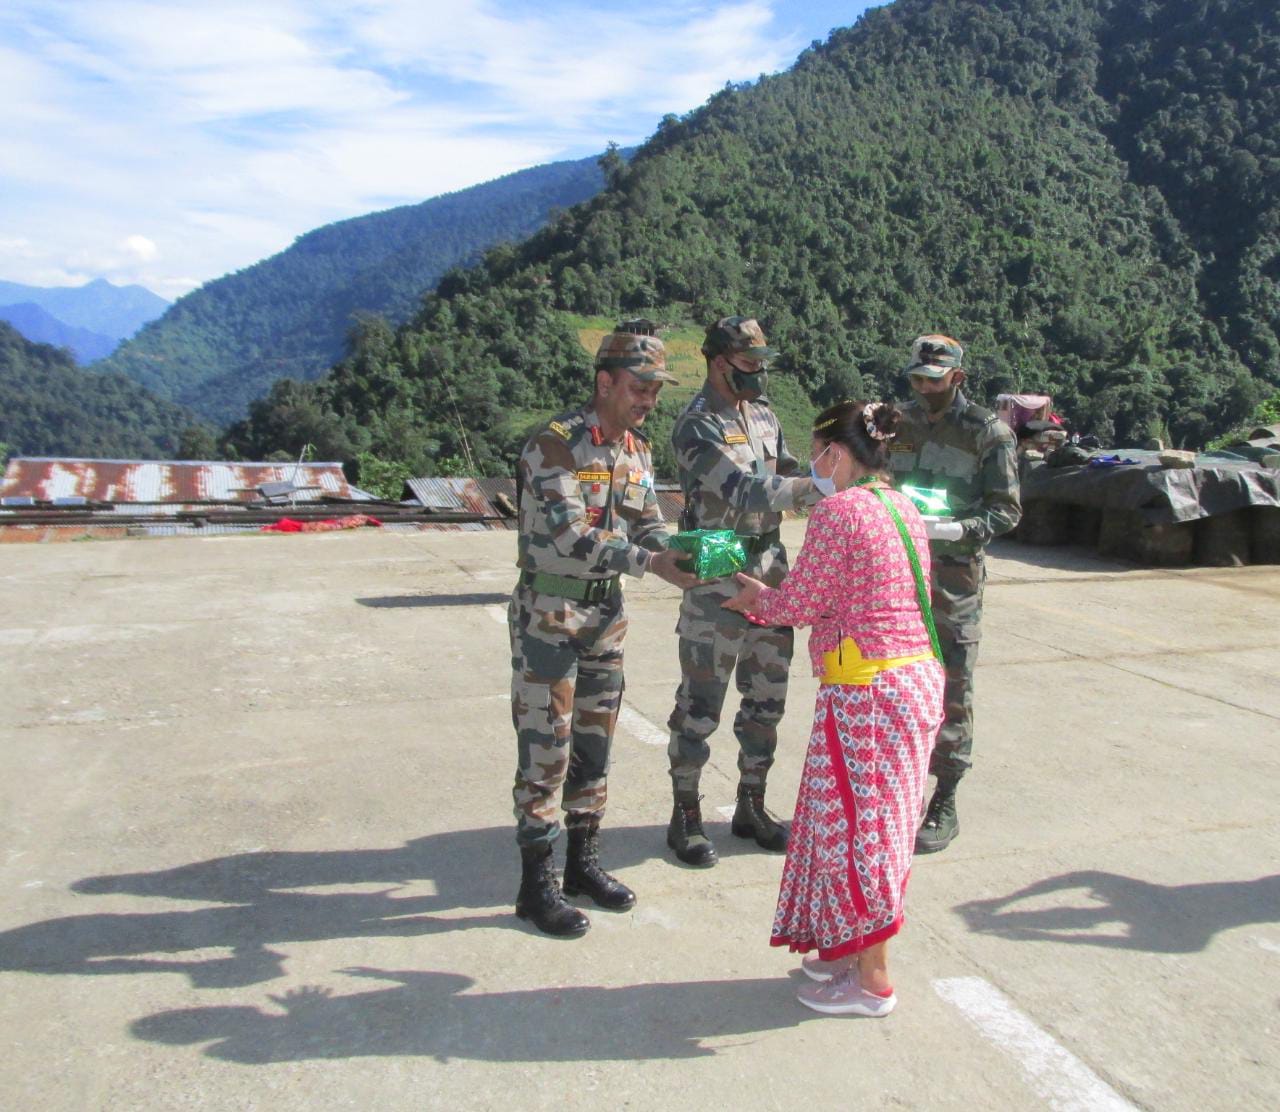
[752,484,934,675]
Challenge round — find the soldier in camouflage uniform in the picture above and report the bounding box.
[664,316,819,868]
[890,335,1021,854]
[511,321,698,937]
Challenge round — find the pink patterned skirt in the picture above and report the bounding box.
[770,661,944,959]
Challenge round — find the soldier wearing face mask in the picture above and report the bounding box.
[891,335,1021,854]
[664,316,820,869]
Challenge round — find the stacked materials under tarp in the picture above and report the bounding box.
[1015,448,1280,566]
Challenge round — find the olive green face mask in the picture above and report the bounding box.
[730,366,768,400]
[919,383,957,413]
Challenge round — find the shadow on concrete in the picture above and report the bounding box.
[130,966,809,1062]
[0,823,762,987]
[955,869,1280,953]
[355,592,510,608]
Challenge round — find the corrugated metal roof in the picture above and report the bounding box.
[404,477,500,519]
[0,458,357,503]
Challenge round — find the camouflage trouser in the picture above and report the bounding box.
[930,552,985,786]
[667,574,793,795]
[509,583,627,848]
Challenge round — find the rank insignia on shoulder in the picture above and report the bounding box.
[724,433,749,444]
[549,421,572,440]
[577,470,611,482]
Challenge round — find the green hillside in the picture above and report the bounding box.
[98,153,618,423]
[0,323,204,460]
[224,0,1277,476]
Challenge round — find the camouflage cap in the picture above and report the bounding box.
[904,334,964,378]
[594,319,677,383]
[701,316,778,362]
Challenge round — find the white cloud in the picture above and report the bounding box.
[122,235,158,262]
[0,1,809,294]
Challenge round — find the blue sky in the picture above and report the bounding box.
[0,2,877,298]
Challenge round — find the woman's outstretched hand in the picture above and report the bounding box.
[721,572,766,614]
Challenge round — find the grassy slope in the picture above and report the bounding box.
[498,313,818,479]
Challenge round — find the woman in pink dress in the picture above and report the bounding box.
[723,399,944,1018]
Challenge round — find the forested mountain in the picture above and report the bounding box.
[0,303,117,364]
[99,153,619,423]
[224,0,1278,477]
[0,279,168,343]
[0,323,202,460]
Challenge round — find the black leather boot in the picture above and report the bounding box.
[562,817,636,911]
[914,783,959,854]
[667,794,718,867]
[731,783,788,851]
[515,844,590,937]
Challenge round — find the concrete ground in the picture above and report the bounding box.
[1,523,1277,1110]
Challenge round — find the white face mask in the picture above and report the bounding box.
[810,444,838,497]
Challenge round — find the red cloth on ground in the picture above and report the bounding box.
[260,515,383,533]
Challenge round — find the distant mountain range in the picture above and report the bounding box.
[0,321,199,459]
[0,302,118,363]
[0,278,169,364]
[98,151,624,423]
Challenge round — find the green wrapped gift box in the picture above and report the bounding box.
[899,484,951,516]
[667,529,747,580]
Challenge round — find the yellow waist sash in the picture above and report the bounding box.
[820,636,934,685]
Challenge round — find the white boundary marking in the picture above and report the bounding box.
[618,704,668,747]
[485,606,507,626]
[933,977,1135,1112]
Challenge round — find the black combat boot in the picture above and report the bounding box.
[515,844,590,937]
[667,793,718,867]
[914,783,959,854]
[731,783,788,852]
[562,817,636,911]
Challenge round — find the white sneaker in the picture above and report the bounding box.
[800,953,857,983]
[796,969,897,1017]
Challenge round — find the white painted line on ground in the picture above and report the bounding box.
[934,977,1135,1112]
[619,703,668,747]
[715,805,737,820]
[486,606,507,626]
[1252,935,1280,955]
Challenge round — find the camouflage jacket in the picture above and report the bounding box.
[891,391,1022,557]
[516,404,670,580]
[671,383,816,536]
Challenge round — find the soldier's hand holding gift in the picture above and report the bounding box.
[924,519,964,542]
[649,546,701,590]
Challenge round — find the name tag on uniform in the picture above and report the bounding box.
[577,470,610,482]
[889,443,914,452]
[724,433,749,444]
[622,483,647,510]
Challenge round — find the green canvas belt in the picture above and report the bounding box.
[520,569,621,603]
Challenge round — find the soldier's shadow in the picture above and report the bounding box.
[0,823,727,989]
[131,966,808,1063]
[955,869,1280,953]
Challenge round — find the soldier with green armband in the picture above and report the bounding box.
[890,335,1022,854]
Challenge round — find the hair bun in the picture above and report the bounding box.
[862,401,900,441]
